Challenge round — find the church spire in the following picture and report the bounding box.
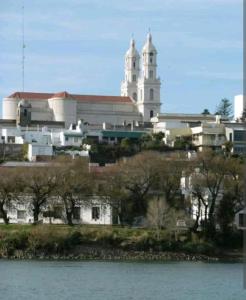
[121,37,140,101]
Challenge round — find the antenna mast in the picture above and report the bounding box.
[22,3,25,92]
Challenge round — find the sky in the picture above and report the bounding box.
[0,0,243,116]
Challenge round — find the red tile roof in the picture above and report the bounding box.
[7,91,133,104]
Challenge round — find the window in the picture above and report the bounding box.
[150,89,154,100]
[229,133,232,142]
[53,206,63,219]
[73,207,81,220]
[133,92,137,101]
[23,109,27,117]
[17,210,25,219]
[133,62,136,69]
[132,74,136,82]
[150,52,153,63]
[74,137,79,143]
[149,70,153,79]
[92,206,100,220]
[239,213,246,227]
[234,130,246,142]
[150,110,154,118]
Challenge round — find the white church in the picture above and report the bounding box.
[2,33,161,128]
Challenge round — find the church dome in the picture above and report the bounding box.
[126,39,140,58]
[142,33,157,53]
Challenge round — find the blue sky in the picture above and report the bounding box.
[0,0,243,116]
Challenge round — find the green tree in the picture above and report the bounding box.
[201,109,210,115]
[215,98,232,117]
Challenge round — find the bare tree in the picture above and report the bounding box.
[54,157,92,226]
[119,152,160,222]
[22,166,57,224]
[0,169,22,224]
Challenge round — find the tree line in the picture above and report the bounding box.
[0,151,244,242]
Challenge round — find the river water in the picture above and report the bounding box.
[0,260,245,300]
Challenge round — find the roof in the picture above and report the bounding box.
[6,91,133,104]
[102,130,145,139]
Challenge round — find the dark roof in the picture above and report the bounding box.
[7,91,133,104]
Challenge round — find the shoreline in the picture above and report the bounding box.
[0,246,243,263]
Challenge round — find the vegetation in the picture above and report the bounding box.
[0,149,244,258]
[0,224,229,259]
[215,98,233,117]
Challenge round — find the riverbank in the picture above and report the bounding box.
[0,224,243,262]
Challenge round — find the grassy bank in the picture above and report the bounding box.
[0,225,242,261]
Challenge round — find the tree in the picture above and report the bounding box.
[0,169,22,224]
[191,150,227,237]
[155,157,185,207]
[215,98,232,117]
[54,157,92,225]
[190,151,244,238]
[201,109,210,115]
[22,166,57,224]
[97,164,128,225]
[119,152,160,223]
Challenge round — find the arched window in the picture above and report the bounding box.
[150,52,153,63]
[150,110,154,118]
[133,92,137,101]
[149,70,153,79]
[133,61,136,69]
[150,89,154,100]
[132,74,136,82]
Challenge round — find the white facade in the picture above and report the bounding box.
[234,95,245,121]
[2,34,162,128]
[0,197,112,225]
[121,33,161,122]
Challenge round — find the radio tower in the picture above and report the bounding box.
[22,3,25,92]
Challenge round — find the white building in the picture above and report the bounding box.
[234,95,245,121]
[0,197,112,225]
[2,34,161,128]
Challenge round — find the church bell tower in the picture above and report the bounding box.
[137,33,161,122]
[121,39,140,102]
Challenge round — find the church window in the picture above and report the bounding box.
[150,89,154,100]
[132,74,136,82]
[24,109,27,117]
[133,61,136,69]
[150,110,154,118]
[133,92,137,101]
[149,70,153,79]
[150,52,153,63]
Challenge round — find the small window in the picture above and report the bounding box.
[239,213,246,227]
[149,70,153,79]
[53,206,63,219]
[133,62,136,69]
[23,109,27,117]
[150,110,154,118]
[150,89,154,100]
[92,207,100,220]
[17,210,25,219]
[74,137,79,143]
[65,136,69,141]
[132,74,136,82]
[73,207,80,220]
[133,92,137,101]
